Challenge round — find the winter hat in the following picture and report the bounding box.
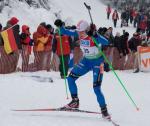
[71,25,76,30]
[9,17,19,25]
[22,25,29,33]
[46,24,52,29]
[77,20,89,32]
[40,22,47,28]
[54,19,63,27]
[124,32,129,37]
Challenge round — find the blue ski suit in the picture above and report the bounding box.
[60,27,109,108]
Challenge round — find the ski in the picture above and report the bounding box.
[12,107,101,115]
[12,107,120,126]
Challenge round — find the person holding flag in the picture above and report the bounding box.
[0,17,21,73]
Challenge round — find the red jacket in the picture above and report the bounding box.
[132,10,138,18]
[106,7,112,14]
[112,11,119,20]
[55,35,71,55]
[139,20,147,30]
[21,25,32,54]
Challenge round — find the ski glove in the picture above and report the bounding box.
[87,23,97,36]
[54,19,63,27]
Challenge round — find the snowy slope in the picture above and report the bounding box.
[0,0,135,35]
[0,0,149,126]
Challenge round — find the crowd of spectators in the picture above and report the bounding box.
[1,0,150,74]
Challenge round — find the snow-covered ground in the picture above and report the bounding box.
[0,70,150,126]
[0,0,150,126]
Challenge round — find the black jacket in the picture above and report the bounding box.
[120,34,129,56]
[0,34,3,46]
[128,37,142,52]
[12,25,22,49]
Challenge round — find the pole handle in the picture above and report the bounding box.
[84,2,91,10]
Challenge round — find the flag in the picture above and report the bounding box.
[0,28,18,54]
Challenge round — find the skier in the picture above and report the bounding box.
[54,19,111,119]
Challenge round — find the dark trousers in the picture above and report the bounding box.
[113,19,117,27]
[107,13,110,19]
[59,54,70,77]
[130,16,133,24]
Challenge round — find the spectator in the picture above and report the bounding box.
[128,32,142,73]
[52,29,73,79]
[138,15,147,33]
[112,9,119,27]
[33,23,49,71]
[120,32,130,56]
[121,10,128,27]
[114,32,122,57]
[106,4,112,20]
[104,27,114,46]
[0,17,20,73]
[128,32,142,53]
[20,25,33,72]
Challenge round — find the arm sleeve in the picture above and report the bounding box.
[60,27,78,37]
[96,35,109,45]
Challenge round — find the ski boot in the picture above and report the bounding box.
[61,97,79,110]
[101,107,111,119]
[133,68,139,73]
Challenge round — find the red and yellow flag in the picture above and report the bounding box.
[1,28,18,54]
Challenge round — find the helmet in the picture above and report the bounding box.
[77,20,89,32]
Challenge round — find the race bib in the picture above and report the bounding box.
[80,39,101,57]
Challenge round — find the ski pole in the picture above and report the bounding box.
[58,28,69,99]
[84,2,93,24]
[92,37,139,110]
[84,2,139,110]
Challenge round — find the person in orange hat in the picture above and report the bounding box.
[33,23,50,71]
